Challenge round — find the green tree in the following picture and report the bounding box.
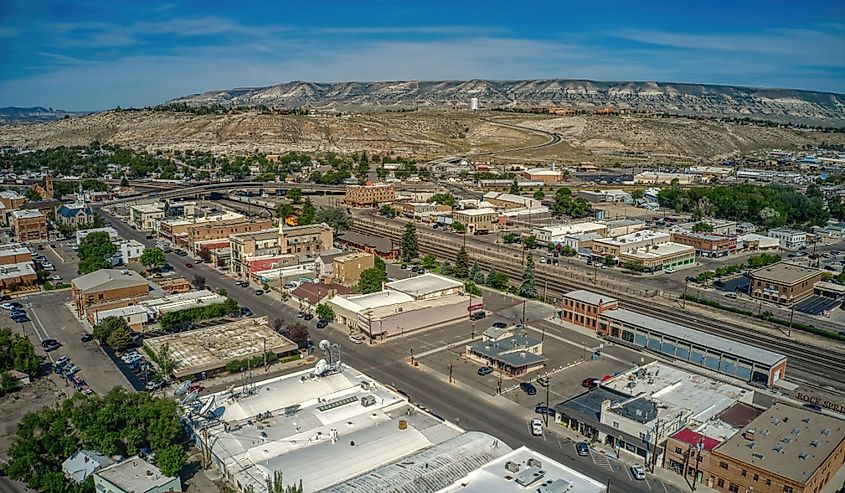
[316,303,334,321]
[523,236,538,249]
[379,204,396,217]
[401,222,418,261]
[298,198,316,225]
[452,221,467,234]
[93,316,130,344]
[106,323,131,351]
[428,193,456,207]
[420,254,438,270]
[140,247,166,271]
[469,261,481,282]
[509,180,520,194]
[519,253,537,298]
[486,270,509,290]
[358,267,387,294]
[455,246,469,278]
[464,280,482,296]
[287,187,303,203]
[630,188,645,200]
[77,231,117,274]
[120,176,130,187]
[0,329,40,378]
[156,444,186,477]
[502,233,516,243]
[191,274,206,290]
[315,207,352,233]
[692,222,714,233]
[604,255,616,266]
[533,190,545,200]
[440,262,454,276]
[276,203,295,219]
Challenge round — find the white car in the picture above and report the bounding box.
[348,333,365,344]
[49,275,62,281]
[631,465,646,480]
[665,268,676,274]
[530,418,543,436]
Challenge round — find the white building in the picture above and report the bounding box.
[93,305,149,328]
[532,223,607,244]
[93,456,181,493]
[112,239,144,265]
[767,228,807,250]
[76,227,119,245]
[140,289,227,318]
[184,366,506,493]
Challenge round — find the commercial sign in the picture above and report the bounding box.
[796,392,845,414]
[467,303,484,312]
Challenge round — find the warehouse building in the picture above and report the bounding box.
[72,269,150,317]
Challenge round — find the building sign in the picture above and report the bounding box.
[796,392,845,414]
[467,303,484,312]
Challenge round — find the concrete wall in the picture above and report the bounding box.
[364,296,468,338]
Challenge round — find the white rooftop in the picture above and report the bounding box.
[601,362,750,424]
[385,273,462,298]
[10,209,43,219]
[129,203,164,213]
[595,229,669,247]
[0,243,30,258]
[0,261,36,281]
[187,366,464,493]
[94,456,176,492]
[437,446,606,493]
[621,242,694,259]
[534,223,606,237]
[454,207,497,216]
[140,289,226,315]
[331,290,414,313]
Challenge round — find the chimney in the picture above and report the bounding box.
[744,429,756,441]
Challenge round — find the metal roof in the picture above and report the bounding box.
[563,289,617,306]
[71,269,149,293]
[318,432,511,493]
[602,308,786,366]
[386,273,462,298]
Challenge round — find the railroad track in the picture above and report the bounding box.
[352,219,845,389]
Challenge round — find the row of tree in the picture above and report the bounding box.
[0,328,40,395]
[6,388,186,492]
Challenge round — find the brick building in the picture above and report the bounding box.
[560,290,618,332]
[279,223,333,256]
[452,208,498,234]
[705,403,845,493]
[71,269,150,317]
[229,228,281,279]
[0,190,26,211]
[332,251,375,287]
[11,209,47,242]
[748,262,823,305]
[338,231,400,260]
[186,218,273,252]
[671,231,737,258]
[344,183,395,207]
[0,243,33,265]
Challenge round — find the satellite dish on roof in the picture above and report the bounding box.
[314,359,328,376]
[182,391,199,405]
[200,396,216,416]
[319,340,331,352]
[174,380,192,396]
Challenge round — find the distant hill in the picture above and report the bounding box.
[168,79,845,127]
[0,107,90,125]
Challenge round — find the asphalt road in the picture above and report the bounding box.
[97,206,684,493]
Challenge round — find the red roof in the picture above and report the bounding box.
[671,428,721,451]
[291,282,351,305]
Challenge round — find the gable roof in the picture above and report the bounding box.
[62,449,113,483]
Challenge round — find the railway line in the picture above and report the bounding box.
[351,219,845,390]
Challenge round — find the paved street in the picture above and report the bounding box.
[96,206,690,493]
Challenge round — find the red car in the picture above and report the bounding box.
[582,377,598,389]
[189,384,204,393]
[185,263,193,268]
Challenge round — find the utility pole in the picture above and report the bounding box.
[497,365,503,394]
[682,278,689,308]
[543,277,548,303]
[449,351,454,384]
[543,374,551,426]
[263,337,267,371]
[522,299,526,327]
[788,304,794,337]
[605,479,612,493]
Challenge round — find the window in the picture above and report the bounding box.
[753,474,759,481]
[728,485,739,493]
[675,447,683,454]
[783,487,793,493]
[612,421,619,429]
[717,479,725,488]
[719,461,728,470]
[741,469,747,477]
[766,479,771,486]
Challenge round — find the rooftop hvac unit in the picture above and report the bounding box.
[504,461,520,473]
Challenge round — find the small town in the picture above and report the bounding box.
[1,2,844,493]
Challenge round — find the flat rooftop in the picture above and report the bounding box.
[129,203,164,213]
[437,446,606,493]
[749,262,822,285]
[10,209,43,219]
[620,242,694,260]
[71,268,149,293]
[594,229,669,246]
[0,243,30,258]
[564,289,617,306]
[140,289,227,314]
[0,261,35,280]
[95,456,175,492]
[601,362,750,424]
[331,290,414,313]
[534,222,606,237]
[454,207,497,216]
[714,402,845,485]
[187,366,465,493]
[367,293,469,320]
[144,317,297,378]
[602,307,786,366]
[385,273,462,298]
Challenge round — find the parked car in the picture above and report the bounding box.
[41,339,60,350]
[491,321,508,329]
[400,264,408,270]
[631,465,646,480]
[582,377,598,389]
[303,313,313,321]
[411,266,420,273]
[802,402,823,413]
[534,405,554,415]
[49,274,63,281]
[520,382,537,395]
[530,418,543,436]
[63,364,80,375]
[349,333,365,344]
[725,292,738,299]
[665,268,676,274]
[185,263,193,268]
[477,366,493,376]
[536,376,549,387]
[316,319,328,329]
[55,355,70,367]
[240,307,253,317]
[576,442,590,456]
[254,289,264,296]
[0,302,22,310]
[80,332,93,343]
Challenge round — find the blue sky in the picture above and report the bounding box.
[1,0,843,110]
